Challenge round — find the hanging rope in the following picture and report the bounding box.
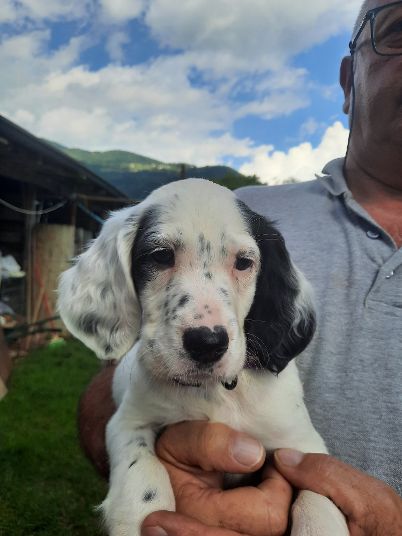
[0,197,68,215]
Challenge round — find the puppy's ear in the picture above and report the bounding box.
[58,205,142,360]
[238,201,316,374]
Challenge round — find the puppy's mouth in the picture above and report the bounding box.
[171,374,238,390]
[172,377,202,388]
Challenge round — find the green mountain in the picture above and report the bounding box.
[45,141,261,199]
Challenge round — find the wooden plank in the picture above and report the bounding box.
[33,224,75,329]
[0,327,12,385]
[23,184,35,323]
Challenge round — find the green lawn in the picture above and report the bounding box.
[0,339,108,536]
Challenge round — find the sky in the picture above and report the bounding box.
[0,0,364,184]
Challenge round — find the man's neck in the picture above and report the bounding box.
[344,149,402,248]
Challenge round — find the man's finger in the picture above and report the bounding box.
[142,511,243,536]
[174,481,289,536]
[273,449,402,522]
[259,463,293,507]
[157,421,265,473]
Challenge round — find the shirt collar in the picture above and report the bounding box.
[317,157,350,198]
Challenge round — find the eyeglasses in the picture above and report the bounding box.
[349,1,402,56]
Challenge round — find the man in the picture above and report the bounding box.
[79,1,402,534]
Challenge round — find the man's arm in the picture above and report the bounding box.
[78,364,116,479]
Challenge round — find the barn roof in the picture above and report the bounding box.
[0,115,126,199]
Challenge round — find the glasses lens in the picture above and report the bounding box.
[374,4,402,54]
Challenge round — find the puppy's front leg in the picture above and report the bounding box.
[282,436,349,536]
[101,405,175,536]
[291,490,349,536]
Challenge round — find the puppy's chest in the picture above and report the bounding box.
[156,377,287,446]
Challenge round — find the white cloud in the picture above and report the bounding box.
[99,0,145,23]
[145,0,362,75]
[239,121,349,184]
[0,1,16,23]
[235,92,309,121]
[0,0,93,24]
[105,31,130,62]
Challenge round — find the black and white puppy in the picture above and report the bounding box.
[58,179,348,536]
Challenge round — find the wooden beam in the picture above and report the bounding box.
[75,193,135,204]
[22,183,36,323]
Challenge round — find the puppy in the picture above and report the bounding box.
[58,179,348,536]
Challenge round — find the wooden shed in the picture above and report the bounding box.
[0,114,130,342]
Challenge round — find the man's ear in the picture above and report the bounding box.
[340,56,353,116]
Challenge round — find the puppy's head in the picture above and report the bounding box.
[58,179,315,384]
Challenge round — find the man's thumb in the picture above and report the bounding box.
[273,448,368,506]
[273,449,338,494]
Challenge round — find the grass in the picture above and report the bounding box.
[0,339,108,536]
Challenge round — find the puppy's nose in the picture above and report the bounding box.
[183,325,229,365]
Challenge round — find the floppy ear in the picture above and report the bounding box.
[237,201,316,374]
[57,205,142,360]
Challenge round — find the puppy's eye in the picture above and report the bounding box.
[235,256,254,271]
[150,248,175,267]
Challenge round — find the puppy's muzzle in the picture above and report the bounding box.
[183,325,229,366]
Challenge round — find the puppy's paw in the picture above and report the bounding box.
[291,490,349,536]
[101,458,175,536]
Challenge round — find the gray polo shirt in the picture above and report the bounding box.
[236,158,402,494]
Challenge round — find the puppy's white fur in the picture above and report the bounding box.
[58,179,349,536]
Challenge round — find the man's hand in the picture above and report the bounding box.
[274,449,402,536]
[141,421,293,536]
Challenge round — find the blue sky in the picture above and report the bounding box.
[0,0,363,183]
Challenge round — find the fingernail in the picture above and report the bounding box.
[142,527,168,536]
[276,448,304,466]
[231,435,264,466]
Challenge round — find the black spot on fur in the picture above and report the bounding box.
[104,344,113,355]
[100,285,112,300]
[129,460,137,468]
[136,437,147,448]
[134,424,148,430]
[125,213,139,227]
[219,287,229,297]
[78,313,100,335]
[205,272,212,279]
[178,295,190,308]
[173,237,185,251]
[143,489,157,502]
[198,233,206,254]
